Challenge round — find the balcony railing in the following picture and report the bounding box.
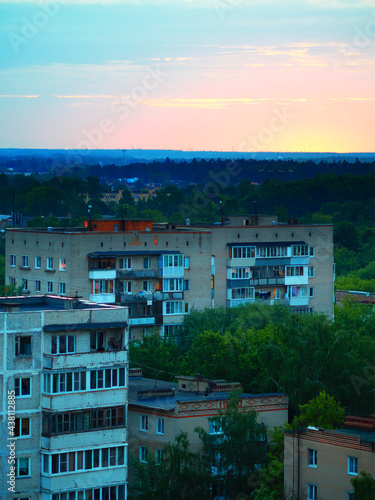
[117,269,159,279]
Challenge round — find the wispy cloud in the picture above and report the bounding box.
[0,94,39,98]
[142,98,271,109]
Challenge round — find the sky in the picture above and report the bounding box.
[0,0,374,152]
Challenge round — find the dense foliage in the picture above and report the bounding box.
[130,302,375,416]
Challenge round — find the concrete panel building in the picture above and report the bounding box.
[284,421,375,500]
[0,295,128,500]
[127,372,288,473]
[5,215,335,340]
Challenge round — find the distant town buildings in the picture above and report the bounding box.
[5,214,335,340]
[0,295,128,499]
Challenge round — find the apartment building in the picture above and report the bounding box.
[0,295,128,500]
[127,372,288,479]
[5,215,335,340]
[284,419,375,500]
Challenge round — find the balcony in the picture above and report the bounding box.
[119,291,163,304]
[41,467,127,494]
[248,277,285,286]
[117,269,158,279]
[129,317,155,326]
[89,269,116,280]
[285,275,308,286]
[42,388,127,412]
[43,350,127,371]
[42,427,126,452]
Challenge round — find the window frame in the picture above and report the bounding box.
[139,446,148,463]
[119,257,132,270]
[35,256,41,269]
[22,255,29,268]
[307,484,317,500]
[156,418,164,435]
[35,280,41,292]
[308,449,317,468]
[347,456,358,475]
[15,377,31,398]
[15,336,32,356]
[140,415,148,432]
[47,281,53,293]
[59,282,66,296]
[59,258,66,271]
[10,254,16,267]
[15,417,31,438]
[47,257,54,270]
[16,457,30,478]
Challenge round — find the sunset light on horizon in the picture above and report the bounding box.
[0,0,374,153]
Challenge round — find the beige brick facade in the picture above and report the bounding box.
[5,217,334,340]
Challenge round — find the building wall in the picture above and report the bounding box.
[5,222,334,341]
[0,298,129,499]
[284,429,375,499]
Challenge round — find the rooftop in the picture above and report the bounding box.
[0,294,126,313]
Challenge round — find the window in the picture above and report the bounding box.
[15,417,30,437]
[120,281,132,294]
[90,331,105,351]
[47,257,53,270]
[140,415,148,431]
[164,278,183,291]
[92,279,114,294]
[45,446,125,474]
[157,418,164,435]
[308,267,315,277]
[22,279,28,292]
[163,254,183,267]
[256,246,287,258]
[35,280,41,292]
[15,336,31,356]
[231,267,250,279]
[348,456,358,475]
[155,449,164,463]
[16,458,30,477]
[231,246,256,259]
[143,257,152,269]
[51,335,75,354]
[307,484,317,500]
[309,287,314,298]
[119,257,132,270]
[47,281,53,293]
[165,301,183,314]
[184,256,190,269]
[59,283,66,295]
[10,277,15,285]
[139,446,148,463]
[15,378,31,398]
[309,247,315,257]
[10,254,16,267]
[231,287,254,300]
[347,493,354,500]
[59,258,66,271]
[141,280,151,292]
[308,449,317,468]
[209,420,223,435]
[183,279,190,291]
[292,245,309,257]
[35,256,41,269]
[286,266,305,277]
[289,286,308,297]
[22,255,28,268]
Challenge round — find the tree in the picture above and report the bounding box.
[130,432,209,500]
[292,390,345,430]
[351,471,375,500]
[195,392,267,499]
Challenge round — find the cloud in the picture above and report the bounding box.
[142,97,271,109]
[0,94,39,98]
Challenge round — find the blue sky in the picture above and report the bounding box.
[0,0,374,151]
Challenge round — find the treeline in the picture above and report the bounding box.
[0,156,373,185]
[0,170,374,288]
[130,302,375,417]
